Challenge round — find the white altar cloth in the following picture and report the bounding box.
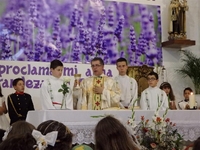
[26,110,200,144]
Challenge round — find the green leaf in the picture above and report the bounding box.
[176,50,200,94]
[58,89,63,92]
[90,115,105,118]
[62,84,67,89]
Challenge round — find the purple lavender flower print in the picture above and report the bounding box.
[0,0,162,66]
[1,29,12,60]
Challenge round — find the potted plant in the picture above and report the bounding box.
[176,50,200,94]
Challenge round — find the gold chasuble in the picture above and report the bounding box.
[93,77,104,110]
[76,75,121,110]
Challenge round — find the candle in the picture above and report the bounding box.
[189,92,195,109]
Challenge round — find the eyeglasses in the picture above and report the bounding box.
[147,78,157,81]
[91,64,102,68]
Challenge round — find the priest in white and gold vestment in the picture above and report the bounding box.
[73,57,121,110]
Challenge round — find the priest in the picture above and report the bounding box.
[73,57,120,110]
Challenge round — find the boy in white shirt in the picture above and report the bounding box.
[140,71,169,110]
[178,87,197,110]
[115,58,138,109]
[40,59,73,110]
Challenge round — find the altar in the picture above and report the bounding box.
[26,110,200,144]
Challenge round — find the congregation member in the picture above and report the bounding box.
[72,144,93,150]
[73,57,120,110]
[178,87,197,110]
[193,137,200,150]
[114,58,138,109]
[2,120,35,140]
[40,59,73,110]
[7,78,35,125]
[37,120,73,150]
[0,133,37,150]
[95,115,139,150]
[160,82,177,110]
[0,85,9,130]
[140,72,169,110]
[0,129,5,143]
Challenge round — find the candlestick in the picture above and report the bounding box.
[189,92,195,109]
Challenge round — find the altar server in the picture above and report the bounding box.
[7,78,34,125]
[178,87,197,110]
[73,57,120,110]
[40,59,73,110]
[140,72,169,110]
[114,58,138,109]
[160,82,177,110]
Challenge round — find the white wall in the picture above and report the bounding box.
[161,0,200,103]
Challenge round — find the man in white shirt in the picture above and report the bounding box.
[140,71,169,110]
[114,58,138,109]
[40,59,73,110]
[73,57,120,110]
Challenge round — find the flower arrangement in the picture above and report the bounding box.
[58,77,71,95]
[58,77,70,108]
[128,100,184,150]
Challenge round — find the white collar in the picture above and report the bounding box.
[50,76,61,80]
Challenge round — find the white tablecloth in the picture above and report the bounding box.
[26,110,200,144]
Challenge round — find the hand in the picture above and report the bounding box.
[73,79,79,88]
[185,104,190,110]
[93,85,104,94]
[169,101,176,110]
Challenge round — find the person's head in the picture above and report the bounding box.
[193,137,200,150]
[0,133,37,150]
[0,129,5,143]
[72,144,93,150]
[37,120,73,150]
[147,72,159,87]
[91,57,104,76]
[116,58,128,76]
[12,78,25,93]
[183,87,193,100]
[95,116,138,150]
[50,59,64,78]
[7,121,35,139]
[160,82,175,100]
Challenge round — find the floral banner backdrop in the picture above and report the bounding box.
[0,0,162,66]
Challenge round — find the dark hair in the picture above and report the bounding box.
[193,137,200,150]
[12,78,24,87]
[7,121,36,139]
[148,71,159,80]
[116,57,128,65]
[0,129,5,143]
[37,120,73,150]
[95,116,139,150]
[0,133,37,150]
[160,82,175,101]
[0,85,3,97]
[184,87,193,94]
[91,57,104,66]
[50,59,63,69]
